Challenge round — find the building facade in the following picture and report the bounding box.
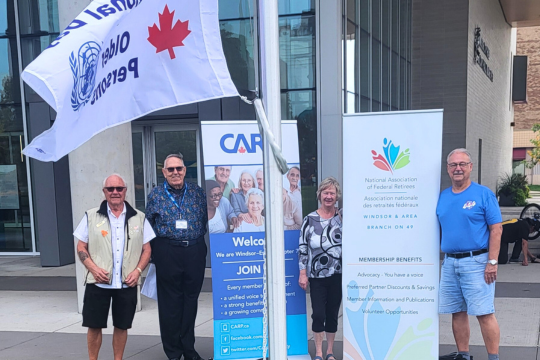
[1,0,531,265]
[513,26,540,184]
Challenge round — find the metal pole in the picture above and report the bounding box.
[258,0,288,358]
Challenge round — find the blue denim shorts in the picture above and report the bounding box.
[439,252,495,316]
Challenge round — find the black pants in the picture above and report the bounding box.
[153,236,207,359]
[309,273,342,333]
[499,240,523,264]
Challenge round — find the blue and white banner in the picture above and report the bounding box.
[342,110,443,360]
[22,0,238,162]
[201,121,309,360]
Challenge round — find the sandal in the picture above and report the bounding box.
[326,354,336,360]
[531,257,540,263]
[313,357,323,360]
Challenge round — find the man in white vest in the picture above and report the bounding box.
[74,173,155,360]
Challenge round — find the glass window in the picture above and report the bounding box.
[17,0,59,35]
[132,132,145,212]
[372,39,381,107]
[220,19,256,92]
[219,0,253,20]
[512,161,525,176]
[0,39,21,105]
[344,0,410,114]
[372,0,380,40]
[0,105,31,252]
[360,29,369,99]
[294,92,317,216]
[20,35,57,69]
[0,0,12,37]
[279,0,314,15]
[347,0,356,22]
[360,0,369,32]
[400,0,409,55]
[279,15,315,90]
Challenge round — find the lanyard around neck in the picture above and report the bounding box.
[164,181,187,210]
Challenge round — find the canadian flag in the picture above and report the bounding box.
[21,0,238,162]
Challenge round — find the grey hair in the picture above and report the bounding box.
[317,176,342,201]
[238,171,256,190]
[447,148,472,163]
[245,188,264,207]
[288,166,300,174]
[164,153,184,168]
[102,173,127,188]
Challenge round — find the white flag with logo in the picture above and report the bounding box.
[22,0,238,162]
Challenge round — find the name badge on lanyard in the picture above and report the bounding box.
[164,182,188,231]
[176,220,188,229]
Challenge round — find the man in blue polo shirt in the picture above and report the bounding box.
[436,148,502,360]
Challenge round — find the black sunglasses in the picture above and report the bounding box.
[104,187,126,193]
[166,166,185,173]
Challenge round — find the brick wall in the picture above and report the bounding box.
[466,0,514,192]
[515,26,540,131]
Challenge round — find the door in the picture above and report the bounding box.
[132,123,211,267]
[132,124,201,211]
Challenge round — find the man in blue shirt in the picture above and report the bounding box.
[146,153,208,360]
[436,148,502,360]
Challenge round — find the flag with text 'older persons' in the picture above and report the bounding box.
[21,0,238,162]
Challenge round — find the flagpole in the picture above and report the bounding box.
[258,0,288,358]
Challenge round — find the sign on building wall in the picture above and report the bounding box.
[342,110,443,360]
[474,27,494,82]
[201,121,309,360]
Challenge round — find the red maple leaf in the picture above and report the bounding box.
[238,146,246,154]
[147,5,191,59]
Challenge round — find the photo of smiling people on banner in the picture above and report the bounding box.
[206,166,302,233]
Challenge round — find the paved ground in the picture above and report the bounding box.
[2,202,540,360]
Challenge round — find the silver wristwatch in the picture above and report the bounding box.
[488,259,498,265]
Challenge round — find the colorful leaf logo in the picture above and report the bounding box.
[371,138,410,174]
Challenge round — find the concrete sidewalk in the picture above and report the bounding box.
[1,256,540,359]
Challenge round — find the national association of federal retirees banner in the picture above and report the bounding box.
[342,110,443,360]
[201,121,309,360]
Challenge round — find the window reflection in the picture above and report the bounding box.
[279,0,313,15]
[220,20,255,92]
[279,16,315,90]
[343,0,412,113]
[17,0,59,35]
[219,0,252,20]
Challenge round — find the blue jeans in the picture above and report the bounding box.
[439,252,495,316]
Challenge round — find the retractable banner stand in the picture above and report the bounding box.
[342,110,443,360]
[201,121,309,360]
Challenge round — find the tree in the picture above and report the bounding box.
[525,124,540,169]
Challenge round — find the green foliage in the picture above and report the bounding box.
[514,189,528,206]
[524,123,540,169]
[497,173,529,206]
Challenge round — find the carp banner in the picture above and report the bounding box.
[201,121,309,360]
[342,110,443,360]
[22,0,238,161]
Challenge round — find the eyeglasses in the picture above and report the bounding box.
[209,192,223,199]
[447,162,471,169]
[104,187,126,193]
[166,166,185,173]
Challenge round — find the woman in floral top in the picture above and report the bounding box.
[298,177,342,360]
